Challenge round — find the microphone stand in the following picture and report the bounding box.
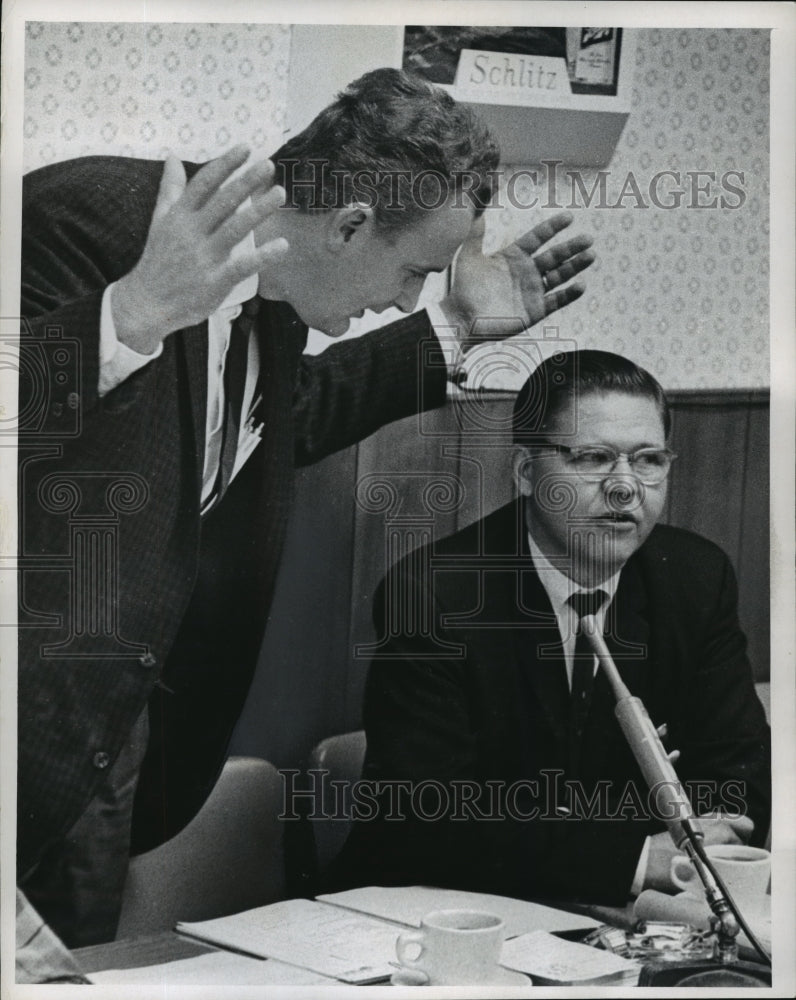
[581,617,771,980]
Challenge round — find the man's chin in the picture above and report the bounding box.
[568,524,644,577]
[312,318,351,338]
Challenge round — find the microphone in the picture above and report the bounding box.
[579,616,701,850]
[579,616,746,962]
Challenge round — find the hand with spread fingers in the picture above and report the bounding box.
[440,211,595,352]
[112,144,289,355]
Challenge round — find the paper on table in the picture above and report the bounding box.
[177,898,401,984]
[89,950,333,986]
[317,885,601,938]
[500,929,639,984]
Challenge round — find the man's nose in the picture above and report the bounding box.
[602,466,644,510]
[609,453,635,476]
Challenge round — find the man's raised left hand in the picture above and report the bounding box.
[440,211,595,351]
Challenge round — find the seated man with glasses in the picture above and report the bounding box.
[335,350,770,904]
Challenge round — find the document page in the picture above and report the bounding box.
[501,930,639,984]
[89,950,334,986]
[317,885,601,938]
[177,898,402,983]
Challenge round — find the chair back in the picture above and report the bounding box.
[307,731,366,874]
[754,681,770,724]
[116,756,285,938]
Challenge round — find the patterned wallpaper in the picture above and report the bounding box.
[23,22,291,168]
[480,28,770,390]
[22,25,769,388]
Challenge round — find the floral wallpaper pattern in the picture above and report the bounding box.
[24,22,291,168]
[483,28,769,389]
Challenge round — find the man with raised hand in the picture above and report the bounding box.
[18,68,593,945]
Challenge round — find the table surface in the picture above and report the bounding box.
[74,897,770,986]
[74,899,636,977]
[75,932,215,974]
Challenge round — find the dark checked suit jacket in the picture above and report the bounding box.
[17,155,448,874]
[334,499,771,904]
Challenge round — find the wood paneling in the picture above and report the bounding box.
[735,399,770,680]
[231,390,769,770]
[345,408,464,734]
[233,445,359,767]
[665,390,769,682]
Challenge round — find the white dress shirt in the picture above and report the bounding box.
[526,528,650,894]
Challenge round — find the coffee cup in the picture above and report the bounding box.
[670,844,770,912]
[395,909,505,985]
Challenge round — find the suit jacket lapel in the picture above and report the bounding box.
[581,554,653,771]
[499,507,571,761]
[603,555,652,701]
[175,163,210,486]
[454,501,569,773]
[173,321,208,499]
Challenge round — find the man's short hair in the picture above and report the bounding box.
[271,68,500,234]
[512,349,671,443]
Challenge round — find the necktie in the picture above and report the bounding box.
[214,296,260,506]
[567,589,608,772]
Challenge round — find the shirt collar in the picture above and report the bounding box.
[526,528,623,617]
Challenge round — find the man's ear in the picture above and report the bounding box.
[327,204,374,249]
[514,447,534,497]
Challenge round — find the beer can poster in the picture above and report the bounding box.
[403,26,621,95]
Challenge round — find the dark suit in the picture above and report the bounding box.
[336,500,770,903]
[18,157,447,892]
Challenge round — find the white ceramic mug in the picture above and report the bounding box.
[670,844,770,911]
[395,909,505,986]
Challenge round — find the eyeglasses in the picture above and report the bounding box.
[530,443,677,485]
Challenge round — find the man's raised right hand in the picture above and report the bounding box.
[111,145,288,354]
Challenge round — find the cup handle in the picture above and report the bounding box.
[670,854,700,895]
[396,931,426,969]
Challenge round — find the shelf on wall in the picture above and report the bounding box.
[438,84,633,167]
[287,25,635,167]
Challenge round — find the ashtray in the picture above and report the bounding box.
[582,921,715,963]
